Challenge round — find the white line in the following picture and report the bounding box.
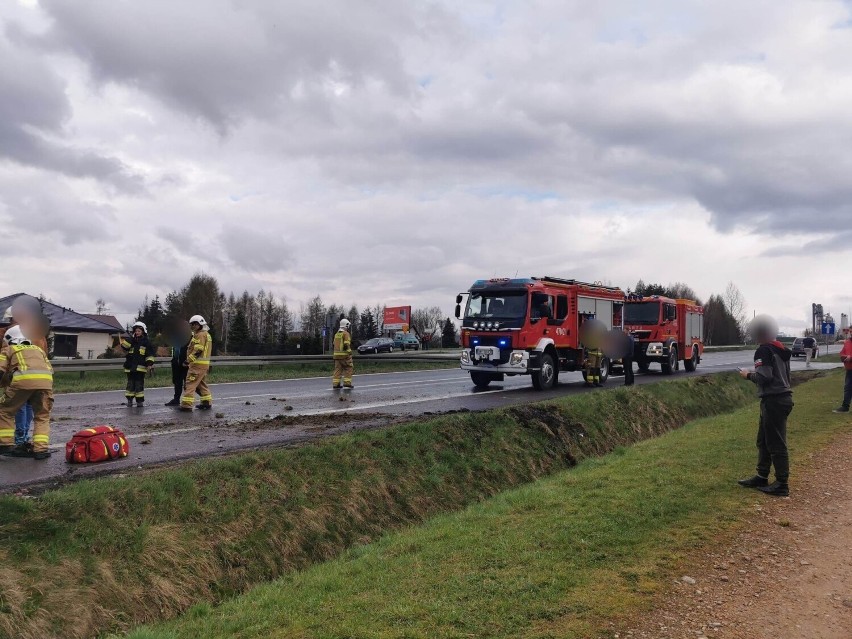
[58,367,463,397]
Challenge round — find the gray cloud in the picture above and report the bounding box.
[0,27,147,193]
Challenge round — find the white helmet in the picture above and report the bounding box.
[189,315,207,327]
[3,325,29,345]
[339,319,351,331]
[132,321,148,333]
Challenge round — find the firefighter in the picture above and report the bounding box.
[120,321,154,407]
[180,315,213,411]
[585,345,604,387]
[0,325,54,459]
[332,318,354,389]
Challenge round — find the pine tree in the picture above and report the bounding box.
[228,308,250,354]
[441,318,458,348]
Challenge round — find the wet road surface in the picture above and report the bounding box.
[1,346,841,492]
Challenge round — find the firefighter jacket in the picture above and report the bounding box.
[120,334,155,374]
[586,348,603,369]
[333,329,352,360]
[187,328,212,369]
[0,343,53,390]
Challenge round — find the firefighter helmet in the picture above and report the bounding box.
[339,319,351,331]
[189,315,207,327]
[3,325,28,345]
[132,321,148,334]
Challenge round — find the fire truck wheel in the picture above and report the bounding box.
[470,372,493,388]
[683,346,698,372]
[661,346,678,375]
[531,352,557,390]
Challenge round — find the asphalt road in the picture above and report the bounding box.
[1,346,842,492]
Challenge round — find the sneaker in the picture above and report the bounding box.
[758,481,789,497]
[1,444,33,457]
[737,475,769,488]
[165,399,180,406]
[33,450,51,461]
[833,406,849,413]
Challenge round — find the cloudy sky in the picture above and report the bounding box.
[2,0,851,334]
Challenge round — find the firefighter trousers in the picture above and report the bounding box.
[332,357,354,387]
[125,371,146,401]
[181,366,212,408]
[0,387,53,453]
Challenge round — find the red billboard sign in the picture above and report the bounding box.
[383,306,411,331]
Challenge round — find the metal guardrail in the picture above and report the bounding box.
[51,352,462,376]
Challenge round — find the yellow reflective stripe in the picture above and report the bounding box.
[13,373,53,381]
[0,354,6,362]
[32,435,49,443]
[193,359,210,365]
[0,429,14,436]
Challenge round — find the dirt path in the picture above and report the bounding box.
[621,430,852,639]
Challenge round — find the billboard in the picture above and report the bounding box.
[384,305,411,331]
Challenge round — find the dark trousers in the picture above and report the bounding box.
[843,369,852,409]
[171,359,187,401]
[756,393,794,483]
[623,357,634,386]
[125,372,146,402]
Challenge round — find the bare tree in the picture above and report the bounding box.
[723,281,747,338]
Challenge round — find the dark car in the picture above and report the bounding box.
[393,333,421,350]
[791,337,818,358]
[357,337,395,354]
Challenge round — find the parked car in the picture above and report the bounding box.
[357,337,395,354]
[791,337,819,358]
[393,333,421,350]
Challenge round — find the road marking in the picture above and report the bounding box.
[58,367,464,397]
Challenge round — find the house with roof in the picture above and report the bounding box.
[0,294,122,359]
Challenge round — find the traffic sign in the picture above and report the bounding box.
[821,322,835,335]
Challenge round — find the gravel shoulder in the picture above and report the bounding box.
[621,429,852,639]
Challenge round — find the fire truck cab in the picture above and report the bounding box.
[455,277,626,390]
[624,295,704,375]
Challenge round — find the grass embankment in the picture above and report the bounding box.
[125,370,849,639]
[0,374,753,639]
[53,360,456,393]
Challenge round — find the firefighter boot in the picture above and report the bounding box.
[33,450,51,460]
[126,398,133,407]
[3,443,34,458]
[196,402,212,410]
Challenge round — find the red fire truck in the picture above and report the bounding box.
[455,277,626,390]
[624,295,704,374]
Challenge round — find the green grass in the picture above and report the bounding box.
[124,371,849,639]
[53,360,456,393]
[0,374,753,639]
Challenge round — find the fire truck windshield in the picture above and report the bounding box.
[465,291,527,320]
[625,301,661,325]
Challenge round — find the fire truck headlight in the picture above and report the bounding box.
[510,352,524,366]
[646,342,663,356]
[461,351,471,364]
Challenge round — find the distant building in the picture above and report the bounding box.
[0,293,121,359]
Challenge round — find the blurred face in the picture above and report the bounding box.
[133,328,143,337]
[190,322,201,331]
